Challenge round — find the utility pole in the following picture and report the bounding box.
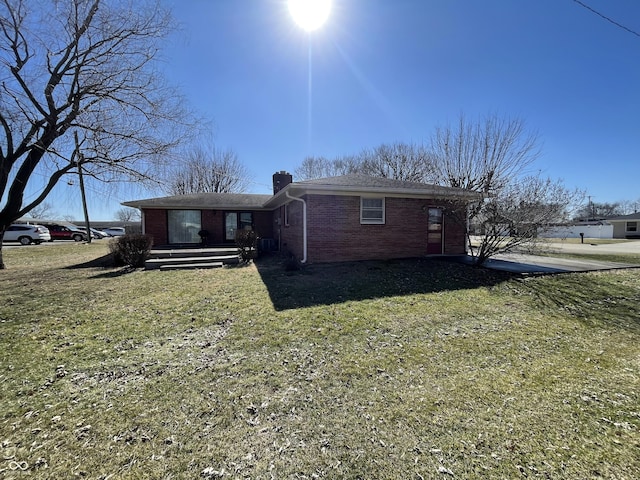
[587,195,595,220]
[74,132,92,244]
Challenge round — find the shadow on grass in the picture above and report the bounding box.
[89,267,140,279]
[515,273,640,334]
[64,253,141,278]
[255,255,514,311]
[64,253,115,269]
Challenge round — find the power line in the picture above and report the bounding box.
[572,0,640,39]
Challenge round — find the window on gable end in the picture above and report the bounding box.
[361,197,385,224]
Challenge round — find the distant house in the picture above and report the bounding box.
[122,173,482,264]
[606,213,640,239]
[538,222,614,239]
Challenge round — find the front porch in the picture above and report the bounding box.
[145,246,241,270]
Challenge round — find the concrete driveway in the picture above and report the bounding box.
[543,240,640,255]
[466,240,640,274]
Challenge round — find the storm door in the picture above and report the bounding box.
[426,207,443,254]
[225,212,253,241]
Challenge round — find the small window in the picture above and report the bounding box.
[361,197,385,224]
[627,221,637,232]
[284,204,290,226]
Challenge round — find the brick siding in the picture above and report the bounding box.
[142,196,468,259]
[142,209,167,245]
[281,195,467,263]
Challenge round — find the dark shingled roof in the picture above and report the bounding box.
[607,212,640,221]
[261,174,482,208]
[294,174,471,194]
[123,174,482,210]
[122,192,272,210]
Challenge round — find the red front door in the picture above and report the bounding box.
[427,207,443,254]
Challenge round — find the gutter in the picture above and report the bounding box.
[285,191,307,264]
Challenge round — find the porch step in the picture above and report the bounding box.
[160,261,224,271]
[148,247,239,259]
[145,247,241,270]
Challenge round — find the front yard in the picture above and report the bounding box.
[1,243,638,479]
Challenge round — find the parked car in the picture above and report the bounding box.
[90,227,109,239]
[76,227,97,239]
[4,224,51,245]
[77,227,108,239]
[42,223,87,242]
[102,227,126,237]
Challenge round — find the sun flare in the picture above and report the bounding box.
[288,0,332,31]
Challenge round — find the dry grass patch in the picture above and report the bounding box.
[549,238,631,245]
[541,251,640,265]
[0,244,638,479]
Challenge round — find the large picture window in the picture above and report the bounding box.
[361,197,385,224]
[168,210,201,244]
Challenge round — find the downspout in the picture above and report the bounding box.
[285,191,307,263]
[466,202,471,255]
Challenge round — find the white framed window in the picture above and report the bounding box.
[360,197,385,224]
[627,221,637,232]
[284,203,290,226]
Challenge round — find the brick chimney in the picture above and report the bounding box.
[272,171,293,194]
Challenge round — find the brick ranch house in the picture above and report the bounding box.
[122,172,482,263]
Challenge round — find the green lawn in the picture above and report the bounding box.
[1,243,639,479]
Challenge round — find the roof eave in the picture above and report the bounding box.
[125,183,483,211]
[263,183,482,208]
[121,201,271,210]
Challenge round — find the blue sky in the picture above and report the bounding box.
[47,0,640,220]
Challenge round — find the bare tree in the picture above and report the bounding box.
[573,201,623,221]
[115,207,141,222]
[26,201,57,220]
[430,113,541,196]
[294,155,361,181]
[294,143,433,182]
[429,113,585,264]
[360,142,434,182]
[463,176,584,265]
[624,199,640,215]
[0,0,190,269]
[293,156,328,180]
[164,146,251,195]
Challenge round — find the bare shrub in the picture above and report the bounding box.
[109,234,154,268]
